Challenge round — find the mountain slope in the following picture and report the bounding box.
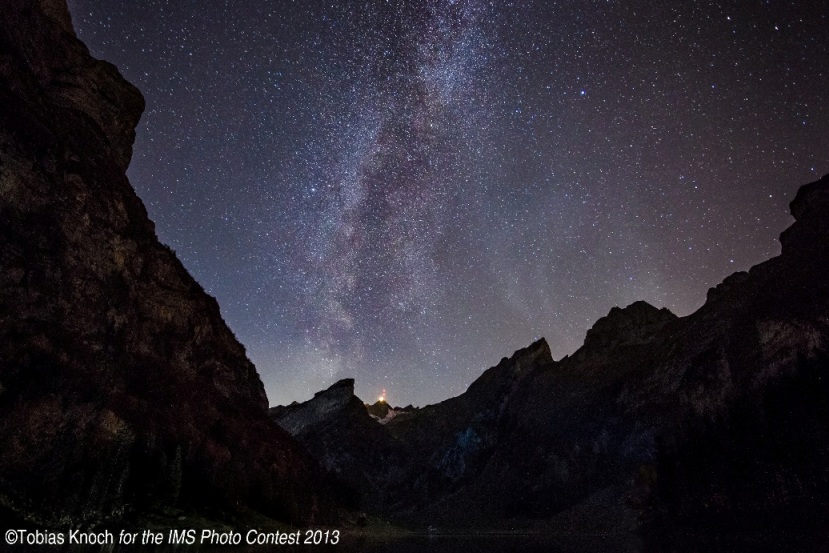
[0,0,337,526]
[273,173,829,535]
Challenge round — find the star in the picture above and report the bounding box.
[69,0,829,406]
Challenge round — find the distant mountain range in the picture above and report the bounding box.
[272,176,829,538]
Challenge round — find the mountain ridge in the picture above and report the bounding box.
[1,0,338,527]
[273,173,829,536]
[4,0,828,540]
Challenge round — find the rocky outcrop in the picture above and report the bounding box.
[578,300,677,358]
[272,174,829,537]
[271,379,359,435]
[271,380,409,511]
[0,0,337,526]
[365,400,392,421]
[365,401,415,424]
[780,174,829,257]
[272,339,556,517]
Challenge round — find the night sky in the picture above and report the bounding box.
[67,1,828,407]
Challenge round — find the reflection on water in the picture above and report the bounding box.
[261,533,824,553]
[36,531,827,553]
[28,534,637,553]
[338,534,641,553]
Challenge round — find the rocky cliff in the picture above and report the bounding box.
[270,380,410,512]
[273,173,829,537]
[272,339,556,516]
[0,0,336,526]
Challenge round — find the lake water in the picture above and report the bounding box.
[20,530,826,552]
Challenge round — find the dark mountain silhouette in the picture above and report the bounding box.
[4,0,828,543]
[273,173,829,538]
[0,0,338,527]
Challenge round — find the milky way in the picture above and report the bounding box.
[69,0,828,406]
[281,1,496,389]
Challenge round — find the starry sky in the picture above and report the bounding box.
[68,0,828,407]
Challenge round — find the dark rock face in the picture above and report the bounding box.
[364,401,415,423]
[272,339,556,517]
[270,380,409,511]
[578,300,677,358]
[365,400,392,421]
[271,379,358,435]
[274,174,829,536]
[0,0,336,526]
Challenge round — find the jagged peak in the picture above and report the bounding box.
[314,378,355,397]
[495,338,553,368]
[580,300,677,356]
[706,175,829,306]
[705,271,750,304]
[271,378,357,435]
[780,173,829,258]
[366,399,392,421]
[463,338,554,400]
[789,173,829,221]
[524,337,552,360]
